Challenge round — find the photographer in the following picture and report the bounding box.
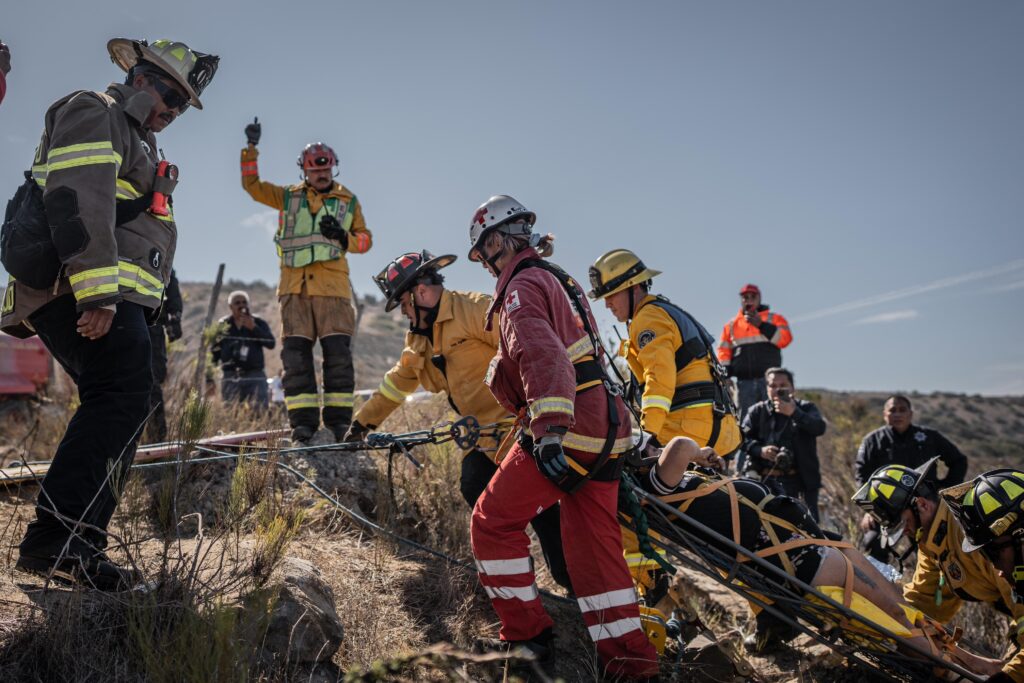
[211,290,275,408]
[741,367,826,520]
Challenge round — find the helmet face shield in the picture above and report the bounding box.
[880,520,906,548]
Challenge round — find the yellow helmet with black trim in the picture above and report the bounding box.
[588,249,661,300]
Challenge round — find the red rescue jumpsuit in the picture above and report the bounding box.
[471,247,658,679]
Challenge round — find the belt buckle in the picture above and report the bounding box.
[604,379,623,397]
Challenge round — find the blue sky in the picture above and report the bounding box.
[2,1,1022,394]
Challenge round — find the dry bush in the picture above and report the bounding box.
[0,391,308,682]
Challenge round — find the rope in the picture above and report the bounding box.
[132,446,574,606]
[619,471,676,575]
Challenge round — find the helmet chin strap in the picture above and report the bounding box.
[484,240,506,276]
[1012,535,1024,603]
[409,290,440,339]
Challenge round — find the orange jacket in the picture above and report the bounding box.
[717,306,792,380]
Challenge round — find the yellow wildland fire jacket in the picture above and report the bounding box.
[623,295,740,454]
[240,146,371,300]
[903,499,1024,682]
[3,84,179,336]
[354,290,512,459]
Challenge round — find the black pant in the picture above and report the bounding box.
[763,474,820,522]
[222,368,269,407]
[460,449,572,592]
[145,324,168,442]
[20,296,153,558]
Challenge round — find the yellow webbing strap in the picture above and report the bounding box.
[653,474,857,605]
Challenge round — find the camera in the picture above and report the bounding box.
[777,388,792,401]
[774,447,794,471]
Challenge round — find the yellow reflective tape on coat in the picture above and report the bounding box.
[528,397,575,420]
[47,141,116,158]
[641,395,672,412]
[379,376,410,404]
[69,266,120,302]
[115,178,143,199]
[31,164,48,187]
[44,143,122,174]
[566,336,595,362]
[323,392,354,408]
[119,261,163,288]
[562,431,633,454]
[285,394,320,410]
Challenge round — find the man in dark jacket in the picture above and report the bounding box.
[742,367,827,520]
[212,290,275,408]
[855,394,968,562]
[2,38,217,591]
[145,270,182,442]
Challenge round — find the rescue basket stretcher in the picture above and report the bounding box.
[624,483,989,683]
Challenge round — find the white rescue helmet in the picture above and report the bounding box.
[467,195,536,262]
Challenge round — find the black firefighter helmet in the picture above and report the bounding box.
[373,250,456,312]
[852,457,939,548]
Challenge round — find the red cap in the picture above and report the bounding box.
[739,283,760,296]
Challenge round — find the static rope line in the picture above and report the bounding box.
[619,471,676,575]
[131,447,574,606]
[629,483,983,683]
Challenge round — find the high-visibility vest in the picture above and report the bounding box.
[274,189,356,268]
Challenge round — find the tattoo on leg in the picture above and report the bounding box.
[853,565,878,590]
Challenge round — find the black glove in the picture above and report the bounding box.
[319,214,348,249]
[114,192,153,226]
[343,420,371,443]
[165,314,183,342]
[534,436,569,481]
[244,117,261,146]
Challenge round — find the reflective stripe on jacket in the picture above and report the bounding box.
[903,500,1024,681]
[239,146,372,298]
[625,294,740,452]
[2,84,178,334]
[717,306,792,379]
[483,248,632,456]
[354,290,513,459]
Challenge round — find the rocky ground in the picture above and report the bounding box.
[0,280,1020,680]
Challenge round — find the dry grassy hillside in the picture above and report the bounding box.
[1,279,1022,681]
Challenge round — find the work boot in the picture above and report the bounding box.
[16,552,143,592]
[473,628,555,668]
[742,610,798,654]
[290,425,316,445]
[327,423,350,444]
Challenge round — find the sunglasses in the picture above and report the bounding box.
[149,77,190,113]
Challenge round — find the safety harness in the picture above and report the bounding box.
[495,257,623,492]
[631,296,739,449]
